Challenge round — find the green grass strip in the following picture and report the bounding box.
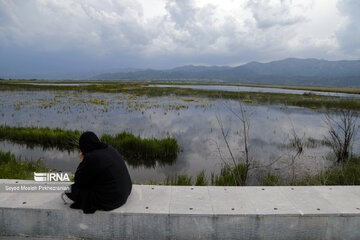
[0,125,179,167]
[0,125,80,151]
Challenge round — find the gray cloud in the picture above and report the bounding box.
[336,0,360,55]
[0,0,358,74]
[246,0,308,29]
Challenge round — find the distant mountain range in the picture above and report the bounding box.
[92,58,360,88]
[2,58,360,88]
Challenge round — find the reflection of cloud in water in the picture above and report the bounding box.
[0,90,347,183]
[0,141,79,173]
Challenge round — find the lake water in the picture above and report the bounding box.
[150,84,360,99]
[0,89,355,184]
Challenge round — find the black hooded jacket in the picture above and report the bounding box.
[66,132,132,214]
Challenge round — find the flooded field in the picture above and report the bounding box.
[0,87,357,184]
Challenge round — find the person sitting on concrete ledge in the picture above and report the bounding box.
[64,131,132,214]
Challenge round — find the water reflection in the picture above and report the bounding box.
[0,90,348,183]
[0,140,79,172]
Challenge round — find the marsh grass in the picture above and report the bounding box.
[101,132,179,167]
[195,170,207,186]
[0,125,180,167]
[0,151,49,179]
[0,125,80,151]
[211,164,247,186]
[165,174,193,186]
[279,137,330,150]
[261,172,284,186]
[161,171,208,186]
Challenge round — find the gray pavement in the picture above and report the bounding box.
[0,179,359,239]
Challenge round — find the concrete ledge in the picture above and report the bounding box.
[0,179,360,239]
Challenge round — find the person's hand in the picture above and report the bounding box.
[79,152,84,163]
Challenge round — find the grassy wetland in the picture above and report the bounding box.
[1,80,360,111]
[0,80,359,185]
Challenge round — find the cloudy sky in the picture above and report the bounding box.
[0,0,359,74]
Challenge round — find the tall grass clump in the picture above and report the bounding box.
[211,164,247,186]
[0,151,49,179]
[261,172,284,186]
[195,170,207,186]
[101,132,179,167]
[0,125,80,151]
[165,174,192,186]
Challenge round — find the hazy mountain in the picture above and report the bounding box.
[241,58,360,77]
[169,65,231,72]
[2,58,360,88]
[92,58,360,87]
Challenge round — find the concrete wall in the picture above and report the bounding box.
[0,179,359,240]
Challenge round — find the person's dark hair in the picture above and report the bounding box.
[79,131,107,154]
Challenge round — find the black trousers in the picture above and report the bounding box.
[65,184,97,214]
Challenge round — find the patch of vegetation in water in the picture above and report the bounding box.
[101,132,180,167]
[278,137,331,150]
[2,90,210,117]
[1,81,360,110]
[0,125,80,151]
[0,125,180,168]
[0,151,49,180]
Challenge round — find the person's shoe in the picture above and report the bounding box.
[61,192,73,205]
